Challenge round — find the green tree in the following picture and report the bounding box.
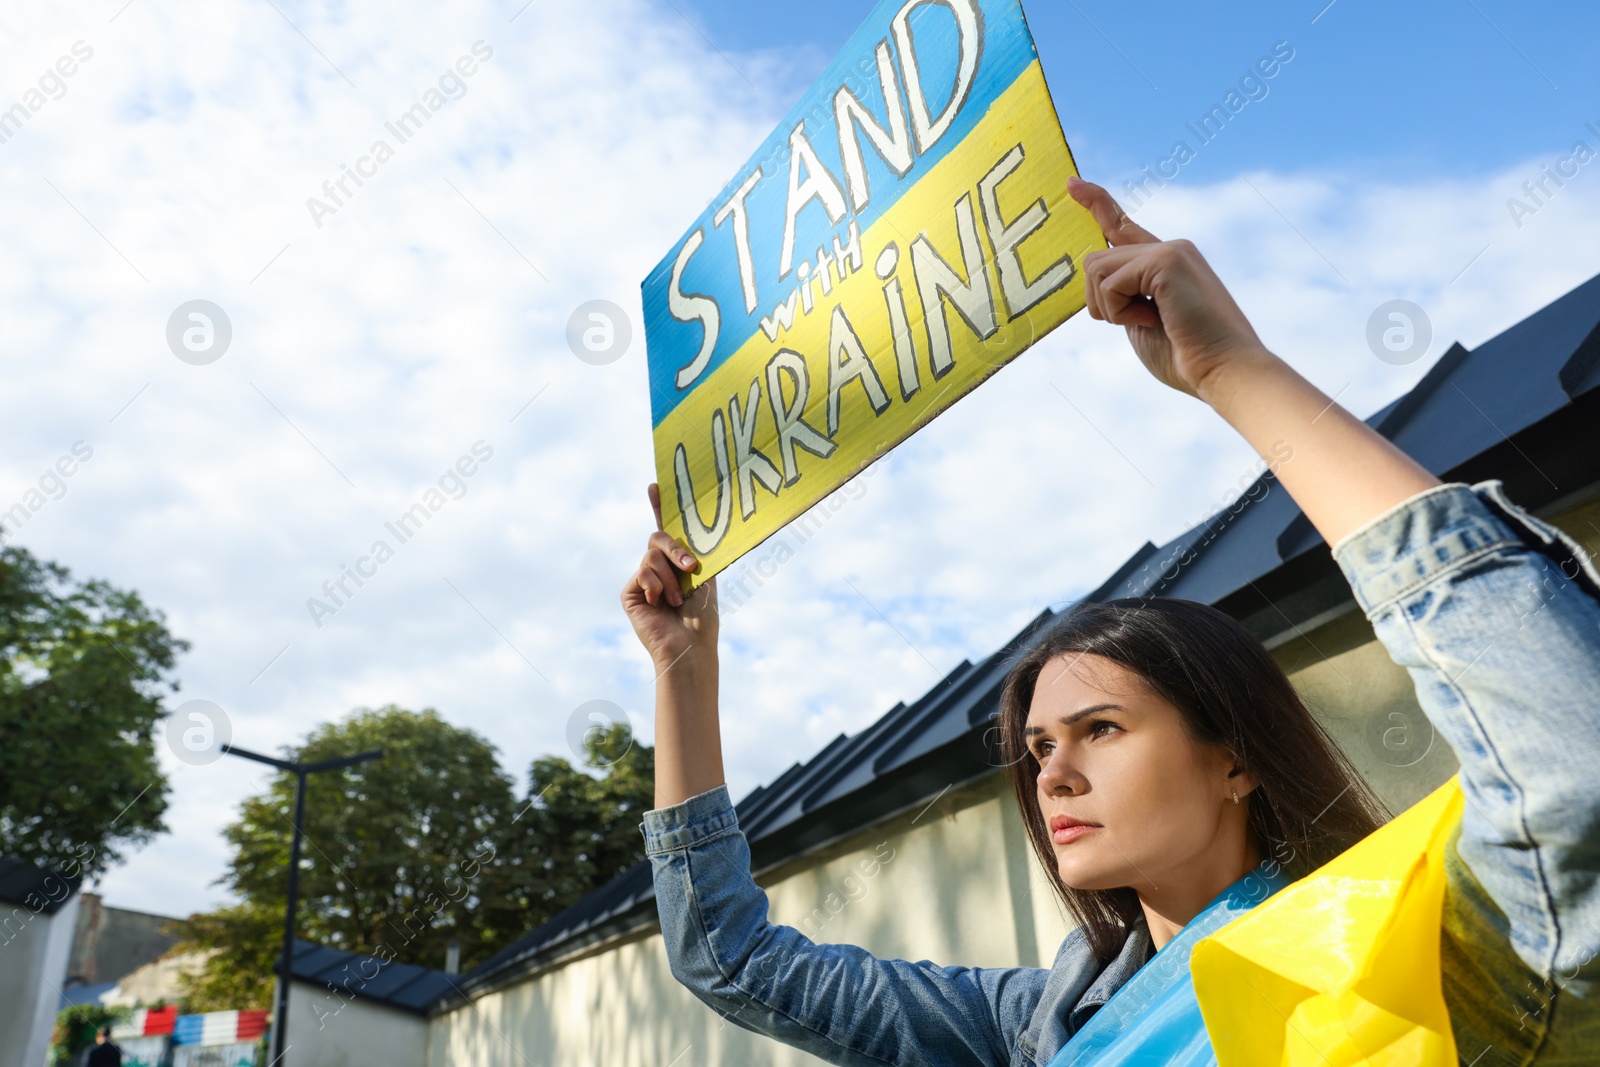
[493,721,656,935]
[51,1003,128,1067]
[170,902,279,1011]
[0,546,186,878]
[184,706,657,1000]
[190,705,518,994]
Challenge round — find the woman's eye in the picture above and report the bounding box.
[1088,720,1120,740]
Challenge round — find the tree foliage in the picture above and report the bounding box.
[51,1003,128,1067]
[170,902,278,1012]
[222,706,514,970]
[495,722,655,933]
[0,545,186,878]
[181,705,654,1003]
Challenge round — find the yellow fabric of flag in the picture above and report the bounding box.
[1191,775,1466,1066]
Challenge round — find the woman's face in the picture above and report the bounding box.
[1024,651,1252,895]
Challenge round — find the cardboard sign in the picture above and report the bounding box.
[641,0,1104,588]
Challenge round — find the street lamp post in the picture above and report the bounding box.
[222,744,384,1066]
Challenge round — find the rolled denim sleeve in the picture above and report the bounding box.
[641,784,1049,1066]
[1330,479,1600,988]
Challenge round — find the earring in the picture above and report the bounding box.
[1231,788,1240,805]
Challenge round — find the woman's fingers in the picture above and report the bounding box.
[647,485,698,570]
[635,564,666,607]
[1068,177,1159,247]
[624,486,711,623]
[1099,259,1163,329]
[1081,245,1146,323]
[1083,256,1102,320]
[639,484,699,608]
[640,530,699,609]
[650,530,697,572]
[640,548,683,607]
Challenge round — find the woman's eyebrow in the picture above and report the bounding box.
[1024,703,1127,735]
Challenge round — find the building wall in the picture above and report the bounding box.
[1276,490,1600,816]
[1276,604,1462,814]
[422,491,1600,1066]
[102,950,211,1008]
[0,891,82,1067]
[425,778,1073,1067]
[422,646,1450,1067]
[287,981,428,1067]
[68,892,185,987]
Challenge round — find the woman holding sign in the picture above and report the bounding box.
[621,177,1600,1065]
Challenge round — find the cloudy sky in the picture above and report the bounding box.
[2,0,1597,919]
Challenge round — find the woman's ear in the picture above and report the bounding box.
[1225,760,1261,799]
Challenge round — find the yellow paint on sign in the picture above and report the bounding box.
[655,60,1107,589]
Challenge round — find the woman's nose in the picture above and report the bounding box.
[1038,749,1085,796]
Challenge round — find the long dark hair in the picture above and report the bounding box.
[997,597,1389,964]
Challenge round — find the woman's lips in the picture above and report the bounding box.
[1049,814,1100,845]
[1052,824,1097,844]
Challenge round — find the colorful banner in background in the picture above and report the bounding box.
[110,1007,265,1067]
[642,0,1105,589]
[112,1005,177,1040]
[172,1009,270,1047]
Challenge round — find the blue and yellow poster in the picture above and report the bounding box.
[642,0,1105,588]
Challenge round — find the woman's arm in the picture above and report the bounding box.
[622,486,1050,1065]
[1329,478,1600,1053]
[651,647,723,809]
[1067,177,1600,1012]
[622,482,725,809]
[643,783,1049,1066]
[1066,177,1442,546]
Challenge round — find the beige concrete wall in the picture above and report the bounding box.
[288,980,428,1067]
[1274,489,1600,814]
[101,949,210,1008]
[426,778,1076,1067]
[1275,604,1460,814]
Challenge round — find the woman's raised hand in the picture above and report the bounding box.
[1068,176,1272,401]
[1067,176,1441,552]
[621,483,719,667]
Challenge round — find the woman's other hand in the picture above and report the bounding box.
[1068,176,1272,401]
[621,482,719,668]
[1066,176,1439,553]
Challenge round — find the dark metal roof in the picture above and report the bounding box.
[287,938,458,1015]
[386,269,1600,1014]
[0,855,82,915]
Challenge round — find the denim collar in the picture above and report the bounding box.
[1050,866,1293,1065]
[1066,863,1292,1038]
[1025,867,1290,1065]
[1066,916,1154,1033]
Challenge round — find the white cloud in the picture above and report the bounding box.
[2,0,1598,919]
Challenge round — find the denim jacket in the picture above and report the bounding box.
[641,480,1600,1066]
